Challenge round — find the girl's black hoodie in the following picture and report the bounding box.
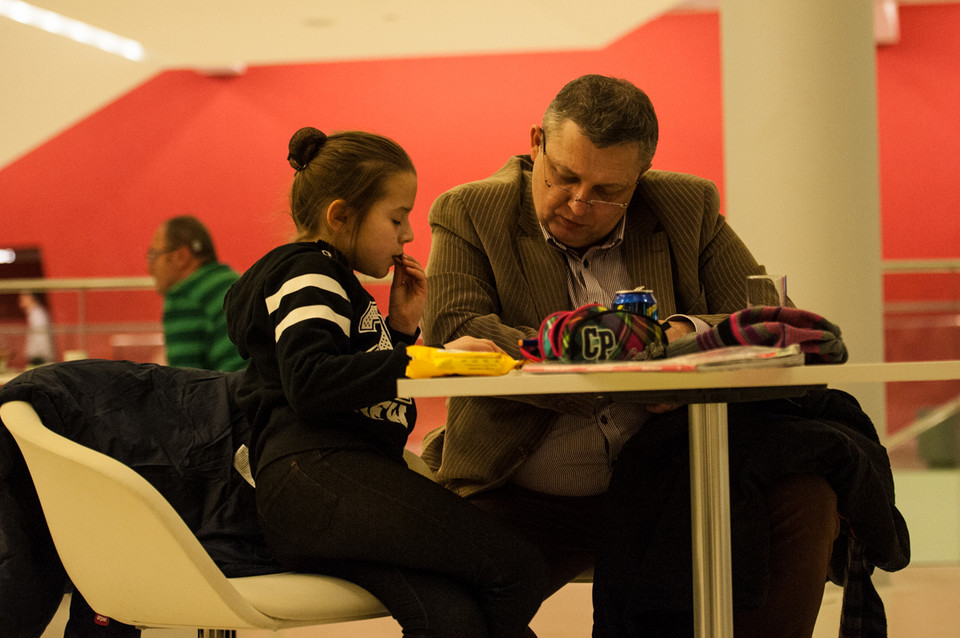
[224,240,417,475]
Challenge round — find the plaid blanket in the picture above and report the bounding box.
[666,306,849,364]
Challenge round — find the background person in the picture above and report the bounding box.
[18,292,56,365]
[147,215,246,371]
[224,126,547,638]
[421,74,901,637]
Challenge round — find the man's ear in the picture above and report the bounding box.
[325,199,351,233]
[169,245,193,268]
[529,125,543,159]
[167,244,199,278]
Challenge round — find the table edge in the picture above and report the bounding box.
[397,360,960,398]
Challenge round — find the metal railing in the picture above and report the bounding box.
[0,277,157,353]
[0,274,393,357]
[3,268,958,452]
[882,259,960,450]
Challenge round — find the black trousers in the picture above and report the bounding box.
[595,473,838,638]
[469,416,840,638]
[256,448,548,638]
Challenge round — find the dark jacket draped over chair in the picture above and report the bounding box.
[0,360,281,638]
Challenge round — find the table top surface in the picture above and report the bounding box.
[396,359,960,399]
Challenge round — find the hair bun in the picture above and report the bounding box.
[288,127,327,171]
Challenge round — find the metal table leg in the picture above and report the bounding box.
[688,402,733,638]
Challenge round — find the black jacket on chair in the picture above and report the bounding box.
[0,360,282,638]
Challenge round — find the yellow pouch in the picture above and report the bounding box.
[405,345,520,379]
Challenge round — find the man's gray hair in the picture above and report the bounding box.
[542,74,658,171]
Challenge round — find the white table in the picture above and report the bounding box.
[397,360,960,638]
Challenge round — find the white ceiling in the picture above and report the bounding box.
[0,0,948,168]
[32,0,695,70]
[0,0,693,167]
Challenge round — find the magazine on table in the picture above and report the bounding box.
[522,343,804,374]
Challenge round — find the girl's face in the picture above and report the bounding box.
[345,171,417,278]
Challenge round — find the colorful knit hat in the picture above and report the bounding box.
[520,303,668,363]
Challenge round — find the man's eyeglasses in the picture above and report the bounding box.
[146,247,177,264]
[540,134,639,211]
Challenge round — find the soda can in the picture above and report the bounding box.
[612,287,658,320]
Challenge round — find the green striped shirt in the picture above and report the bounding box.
[163,262,246,371]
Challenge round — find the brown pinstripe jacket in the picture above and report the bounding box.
[421,155,768,496]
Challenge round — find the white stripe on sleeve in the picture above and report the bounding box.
[274,304,352,342]
[265,274,349,314]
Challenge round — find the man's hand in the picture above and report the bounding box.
[663,318,695,342]
[644,403,682,414]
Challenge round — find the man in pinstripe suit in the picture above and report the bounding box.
[422,75,840,637]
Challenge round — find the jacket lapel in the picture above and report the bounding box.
[516,194,568,320]
[622,199,676,317]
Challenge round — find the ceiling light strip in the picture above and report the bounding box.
[0,0,144,61]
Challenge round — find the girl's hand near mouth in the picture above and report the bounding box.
[388,253,426,336]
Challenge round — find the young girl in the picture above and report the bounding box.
[225,127,547,638]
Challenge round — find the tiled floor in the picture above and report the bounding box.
[40,564,960,637]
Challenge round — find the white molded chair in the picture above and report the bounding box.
[0,400,394,634]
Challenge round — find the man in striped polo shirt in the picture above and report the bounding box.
[147,215,246,371]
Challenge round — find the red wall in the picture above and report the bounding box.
[877,4,960,307]
[2,6,958,316]
[3,12,725,325]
